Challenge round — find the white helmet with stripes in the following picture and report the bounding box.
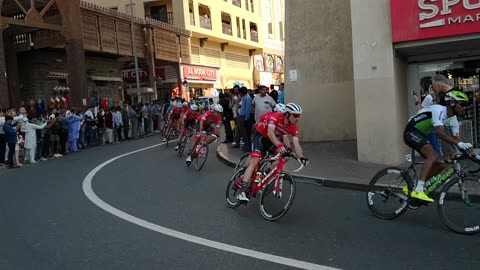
[285,103,302,115]
[213,104,224,113]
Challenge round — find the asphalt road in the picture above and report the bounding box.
[0,135,479,270]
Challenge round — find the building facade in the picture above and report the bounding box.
[286,0,480,165]
[0,0,190,110]
[87,0,264,98]
[253,0,284,88]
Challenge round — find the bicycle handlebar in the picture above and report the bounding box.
[267,152,306,173]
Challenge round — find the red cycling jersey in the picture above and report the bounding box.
[254,112,299,139]
[198,110,221,127]
[171,107,182,117]
[181,106,189,114]
[185,109,199,121]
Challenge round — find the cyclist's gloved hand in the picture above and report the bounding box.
[275,144,287,154]
[211,130,219,137]
[457,142,473,150]
[195,133,201,139]
[300,157,309,166]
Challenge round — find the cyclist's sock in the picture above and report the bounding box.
[415,180,425,192]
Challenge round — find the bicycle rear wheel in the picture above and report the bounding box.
[438,177,480,234]
[366,167,412,220]
[225,168,245,208]
[195,144,209,171]
[259,172,296,221]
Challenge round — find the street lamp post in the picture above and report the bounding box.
[129,0,141,104]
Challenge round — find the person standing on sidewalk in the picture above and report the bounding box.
[238,87,253,153]
[122,103,130,140]
[219,93,234,143]
[129,105,139,139]
[3,116,18,168]
[67,108,84,153]
[252,85,276,122]
[0,110,6,165]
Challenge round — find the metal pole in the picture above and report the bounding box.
[130,0,141,104]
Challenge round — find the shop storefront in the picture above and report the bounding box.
[392,0,480,146]
[253,54,284,87]
[180,64,220,99]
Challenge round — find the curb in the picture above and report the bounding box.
[216,145,369,192]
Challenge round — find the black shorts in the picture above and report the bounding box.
[195,122,214,133]
[251,130,274,156]
[403,128,430,157]
[184,119,196,129]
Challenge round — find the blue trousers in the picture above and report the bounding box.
[427,132,442,159]
[69,139,78,152]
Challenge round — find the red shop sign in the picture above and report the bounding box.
[182,65,218,81]
[391,0,480,43]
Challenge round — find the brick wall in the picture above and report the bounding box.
[16,49,124,105]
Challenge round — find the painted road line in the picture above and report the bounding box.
[82,142,341,270]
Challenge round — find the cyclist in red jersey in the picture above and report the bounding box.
[186,104,223,165]
[162,103,183,142]
[237,103,308,203]
[175,104,199,151]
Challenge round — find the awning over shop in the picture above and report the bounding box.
[46,72,68,79]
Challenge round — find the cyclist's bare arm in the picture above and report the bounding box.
[267,125,282,147]
[282,134,291,149]
[292,137,304,158]
[435,126,460,145]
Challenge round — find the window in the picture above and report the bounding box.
[250,0,254,12]
[245,0,249,11]
[199,4,211,30]
[221,13,232,35]
[265,0,273,35]
[232,0,242,8]
[236,17,241,38]
[125,3,135,15]
[242,19,246,39]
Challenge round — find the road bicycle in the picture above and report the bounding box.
[366,149,480,234]
[188,131,217,171]
[177,124,195,157]
[226,152,305,221]
[234,145,276,172]
[164,119,180,147]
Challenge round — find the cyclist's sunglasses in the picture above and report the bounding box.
[457,102,468,108]
[291,114,301,119]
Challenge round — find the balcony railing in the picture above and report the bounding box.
[222,23,232,35]
[146,12,174,25]
[232,0,241,7]
[200,17,212,30]
[190,12,195,25]
[250,31,258,42]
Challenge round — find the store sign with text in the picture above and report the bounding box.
[122,67,167,83]
[391,0,480,43]
[181,64,219,83]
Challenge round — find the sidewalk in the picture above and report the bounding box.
[216,140,390,191]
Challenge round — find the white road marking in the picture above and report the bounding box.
[82,142,341,270]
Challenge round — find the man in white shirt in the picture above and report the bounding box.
[252,85,276,122]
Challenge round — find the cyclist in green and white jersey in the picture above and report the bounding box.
[403,90,471,202]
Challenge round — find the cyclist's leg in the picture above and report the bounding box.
[186,122,202,162]
[206,126,217,144]
[404,129,436,202]
[241,131,265,185]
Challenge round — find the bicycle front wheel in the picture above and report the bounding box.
[177,138,187,157]
[366,167,413,220]
[438,177,480,234]
[259,172,296,221]
[225,168,245,208]
[195,144,209,171]
[234,153,250,171]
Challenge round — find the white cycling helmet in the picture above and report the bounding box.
[190,104,198,111]
[285,103,303,114]
[274,103,286,113]
[175,102,183,108]
[183,102,189,106]
[213,104,224,113]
